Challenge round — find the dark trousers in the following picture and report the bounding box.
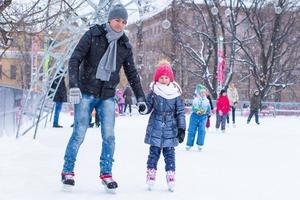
[247,109,259,124]
[124,104,132,113]
[147,145,175,171]
[227,106,236,124]
[118,103,124,114]
[216,112,228,130]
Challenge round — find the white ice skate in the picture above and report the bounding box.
[146,168,156,191]
[185,146,191,151]
[197,145,203,151]
[166,171,175,192]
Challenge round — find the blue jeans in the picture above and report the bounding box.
[62,94,116,175]
[186,113,208,146]
[147,146,175,171]
[216,112,228,130]
[53,102,63,126]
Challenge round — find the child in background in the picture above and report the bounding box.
[206,92,214,130]
[186,84,211,151]
[115,89,125,115]
[139,59,186,192]
[215,89,230,133]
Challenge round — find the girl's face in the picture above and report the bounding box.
[222,92,227,96]
[200,91,206,97]
[158,75,170,85]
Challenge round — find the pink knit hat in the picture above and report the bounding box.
[153,64,174,82]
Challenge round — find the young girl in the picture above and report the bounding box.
[186,84,211,151]
[140,60,186,192]
[215,89,230,133]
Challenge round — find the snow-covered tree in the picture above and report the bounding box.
[0,0,83,59]
[168,0,244,99]
[235,0,300,100]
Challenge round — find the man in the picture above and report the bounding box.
[247,90,261,125]
[51,75,67,128]
[61,4,147,192]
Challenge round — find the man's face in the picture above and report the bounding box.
[109,19,127,32]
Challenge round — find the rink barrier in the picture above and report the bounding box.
[184,99,300,117]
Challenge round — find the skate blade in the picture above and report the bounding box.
[168,184,175,192]
[61,184,74,192]
[104,187,116,194]
[147,184,154,191]
[101,181,117,194]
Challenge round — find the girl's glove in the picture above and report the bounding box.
[177,128,185,143]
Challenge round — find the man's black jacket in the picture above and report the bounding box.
[69,24,145,100]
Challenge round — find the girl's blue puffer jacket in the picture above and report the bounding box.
[144,90,186,147]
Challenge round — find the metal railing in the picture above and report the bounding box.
[0,86,24,137]
[184,99,300,117]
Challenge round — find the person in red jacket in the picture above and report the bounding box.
[215,89,230,133]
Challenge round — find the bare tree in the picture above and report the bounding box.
[0,0,83,59]
[235,0,300,100]
[169,0,244,99]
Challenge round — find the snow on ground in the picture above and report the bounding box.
[0,111,300,200]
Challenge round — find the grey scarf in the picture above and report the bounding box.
[96,23,123,81]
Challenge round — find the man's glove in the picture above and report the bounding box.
[137,102,148,115]
[69,87,82,104]
[177,128,185,143]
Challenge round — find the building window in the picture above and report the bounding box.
[0,65,2,79]
[10,65,17,80]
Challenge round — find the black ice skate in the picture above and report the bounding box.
[61,172,75,191]
[100,174,118,193]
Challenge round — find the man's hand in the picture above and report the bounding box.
[137,102,148,114]
[177,128,185,143]
[69,87,82,104]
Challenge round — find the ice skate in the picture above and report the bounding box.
[197,145,203,151]
[146,168,156,190]
[185,146,191,151]
[166,171,175,192]
[100,174,118,194]
[61,172,75,192]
